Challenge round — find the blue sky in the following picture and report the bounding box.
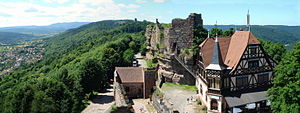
[0,0,299,27]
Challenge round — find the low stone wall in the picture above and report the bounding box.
[114,81,128,107]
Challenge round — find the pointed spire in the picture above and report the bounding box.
[207,29,210,38]
[247,10,251,31]
[205,36,225,70]
[215,20,218,27]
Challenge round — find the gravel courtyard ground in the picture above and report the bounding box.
[161,83,197,113]
[81,85,115,113]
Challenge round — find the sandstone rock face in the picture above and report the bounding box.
[145,13,202,85]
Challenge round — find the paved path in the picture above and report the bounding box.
[135,53,147,68]
[81,85,114,113]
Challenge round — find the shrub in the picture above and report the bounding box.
[111,105,118,112]
[197,100,202,105]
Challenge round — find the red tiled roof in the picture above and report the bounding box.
[199,31,260,70]
[224,31,260,68]
[200,37,231,68]
[115,67,144,83]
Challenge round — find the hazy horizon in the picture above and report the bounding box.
[0,0,299,27]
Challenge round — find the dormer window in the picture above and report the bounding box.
[249,45,258,54]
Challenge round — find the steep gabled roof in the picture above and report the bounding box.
[115,67,144,83]
[224,31,260,68]
[200,37,231,68]
[205,37,226,70]
[199,31,260,71]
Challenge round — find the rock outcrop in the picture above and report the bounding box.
[145,13,203,85]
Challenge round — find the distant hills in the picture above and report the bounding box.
[204,25,300,45]
[0,22,90,43]
[0,22,90,34]
[0,31,38,43]
[0,21,299,46]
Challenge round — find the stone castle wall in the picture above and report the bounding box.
[145,13,203,85]
[145,13,203,53]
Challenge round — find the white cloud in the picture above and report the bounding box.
[127,10,137,13]
[0,1,141,27]
[79,0,113,5]
[44,0,69,4]
[153,0,166,3]
[125,4,141,8]
[136,0,147,3]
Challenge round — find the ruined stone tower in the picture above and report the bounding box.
[145,13,203,54]
[144,13,203,85]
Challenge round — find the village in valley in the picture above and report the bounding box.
[0,40,44,75]
[90,12,276,113]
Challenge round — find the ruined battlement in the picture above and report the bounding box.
[145,13,203,85]
[171,13,202,30]
[145,13,203,54]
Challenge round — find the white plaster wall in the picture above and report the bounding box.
[196,77,208,106]
[207,95,222,112]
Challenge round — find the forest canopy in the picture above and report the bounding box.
[0,20,151,113]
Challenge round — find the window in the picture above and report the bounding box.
[223,78,231,88]
[200,85,203,95]
[208,78,220,89]
[211,99,218,110]
[248,59,259,68]
[236,75,248,87]
[258,73,269,84]
[249,46,258,54]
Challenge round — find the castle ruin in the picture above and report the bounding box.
[145,13,204,85]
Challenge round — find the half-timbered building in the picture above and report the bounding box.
[196,31,276,113]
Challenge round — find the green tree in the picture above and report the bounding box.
[0,20,150,113]
[101,48,121,79]
[80,58,105,93]
[223,28,234,37]
[193,25,207,62]
[129,41,137,51]
[259,39,286,63]
[123,49,135,65]
[140,42,147,56]
[210,27,223,37]
[268,41,300,113]
[193,24,207,44]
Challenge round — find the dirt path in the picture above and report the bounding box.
[81,85,115,113]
